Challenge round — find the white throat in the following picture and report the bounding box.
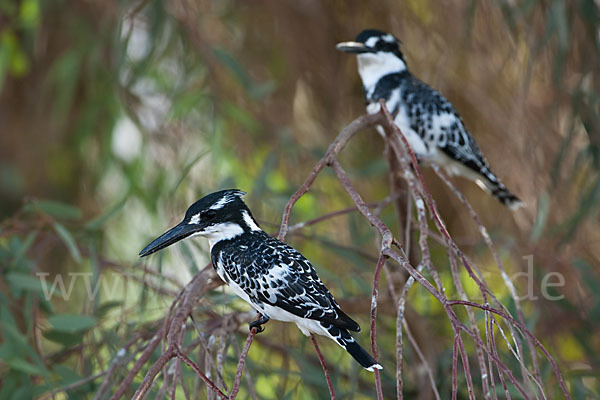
[356,52,406,93]
[197,223,245,249]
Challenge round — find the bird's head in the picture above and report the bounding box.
[337,29,407,88]
[139,189,261,257]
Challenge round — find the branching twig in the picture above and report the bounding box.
[175,345,228,400]
[278,113,383,241]
[107,107,570,400]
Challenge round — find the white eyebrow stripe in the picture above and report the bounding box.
[209,196,231,210]
[383,34,395,42]
[365,37,379,47]
[242,210,261,231]
[189,214,200,224]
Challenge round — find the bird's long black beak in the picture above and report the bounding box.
[139,222,199,257]
[336,41,373,54]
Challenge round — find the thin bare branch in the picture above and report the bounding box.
[311,334,337,400]
[370,254,386,400]
[229,328,258,399]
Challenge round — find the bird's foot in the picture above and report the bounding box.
[249,314,270,334]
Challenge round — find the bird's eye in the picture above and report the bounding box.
[201,210,217,220]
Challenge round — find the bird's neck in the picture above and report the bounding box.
[204,223,246,249]
[357,53,407,95]
[205,210,262,250]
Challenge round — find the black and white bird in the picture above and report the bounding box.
[337,29,524,210]
[139,189,382,371]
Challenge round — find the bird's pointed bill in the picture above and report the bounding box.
[336,41,372,54]
[139,222,198,257]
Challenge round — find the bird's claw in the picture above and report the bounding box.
[248,314,269,334]
[249,322,265,333]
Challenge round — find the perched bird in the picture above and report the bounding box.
[139,189,382,371]
[337,29,524,210]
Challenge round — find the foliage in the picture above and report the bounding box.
[0,0,599,398]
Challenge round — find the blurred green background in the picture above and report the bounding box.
[0,0,599,398]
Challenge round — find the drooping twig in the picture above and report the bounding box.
[330,147,538,400]
[433,164,543,394]
[447,250,491,400]
[447,300,570,397]
[370,254,386,400]
[278,113,383,241]
[376,101,569,399]
[231,332,258,400]
[110,329,164,400]
[311,334,337,400]
[402,319,442,400]
[229,327,258,400]
[175,345,228,400]
[126,266,222,400]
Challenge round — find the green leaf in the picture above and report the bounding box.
[53,365,83,386]
[11,231,37,268]
[95,300,123,317]
[25,199,82,220]
[212,47,251,89]
[4,358,48,377]
[47,314,97,333]
[6,272,43,293]
[172,151,209,192]
[529,192,549,243]
[42,329,85,346]
[169,89,207,119]
[84,196,127,230]
[52,222,82,263]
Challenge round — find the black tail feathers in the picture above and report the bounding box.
[476,173,525,211]
[345,339,382,371]
[492,186,525,210]
[325,325,382,371]
[485,181,525,210]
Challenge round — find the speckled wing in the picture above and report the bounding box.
[390,74,498,181]
[367,69,523,209]
[433,110,499,181]
[218,233,360,332]
[264,239,360,331]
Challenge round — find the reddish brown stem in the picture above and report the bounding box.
[175,346,228,400]
[229,328,258,399]
[311,334,336,400]
[278,113,383,241]
[447,300,570,397]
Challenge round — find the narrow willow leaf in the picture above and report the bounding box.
[47,314,97,333]
[52,222,82,263]
[26,200,82,220]
[84,196,128,230]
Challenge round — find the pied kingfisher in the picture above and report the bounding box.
[139,189,382,371]
[337,29,524,210]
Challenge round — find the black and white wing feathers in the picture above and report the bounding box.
[370,72,523,208]
[375,73,492,175]
[214,232,360,332]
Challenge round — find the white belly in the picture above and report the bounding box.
[393,110,431,157]
[215,263,331,338]
[367,101,431,158]
[259,303,330,337]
